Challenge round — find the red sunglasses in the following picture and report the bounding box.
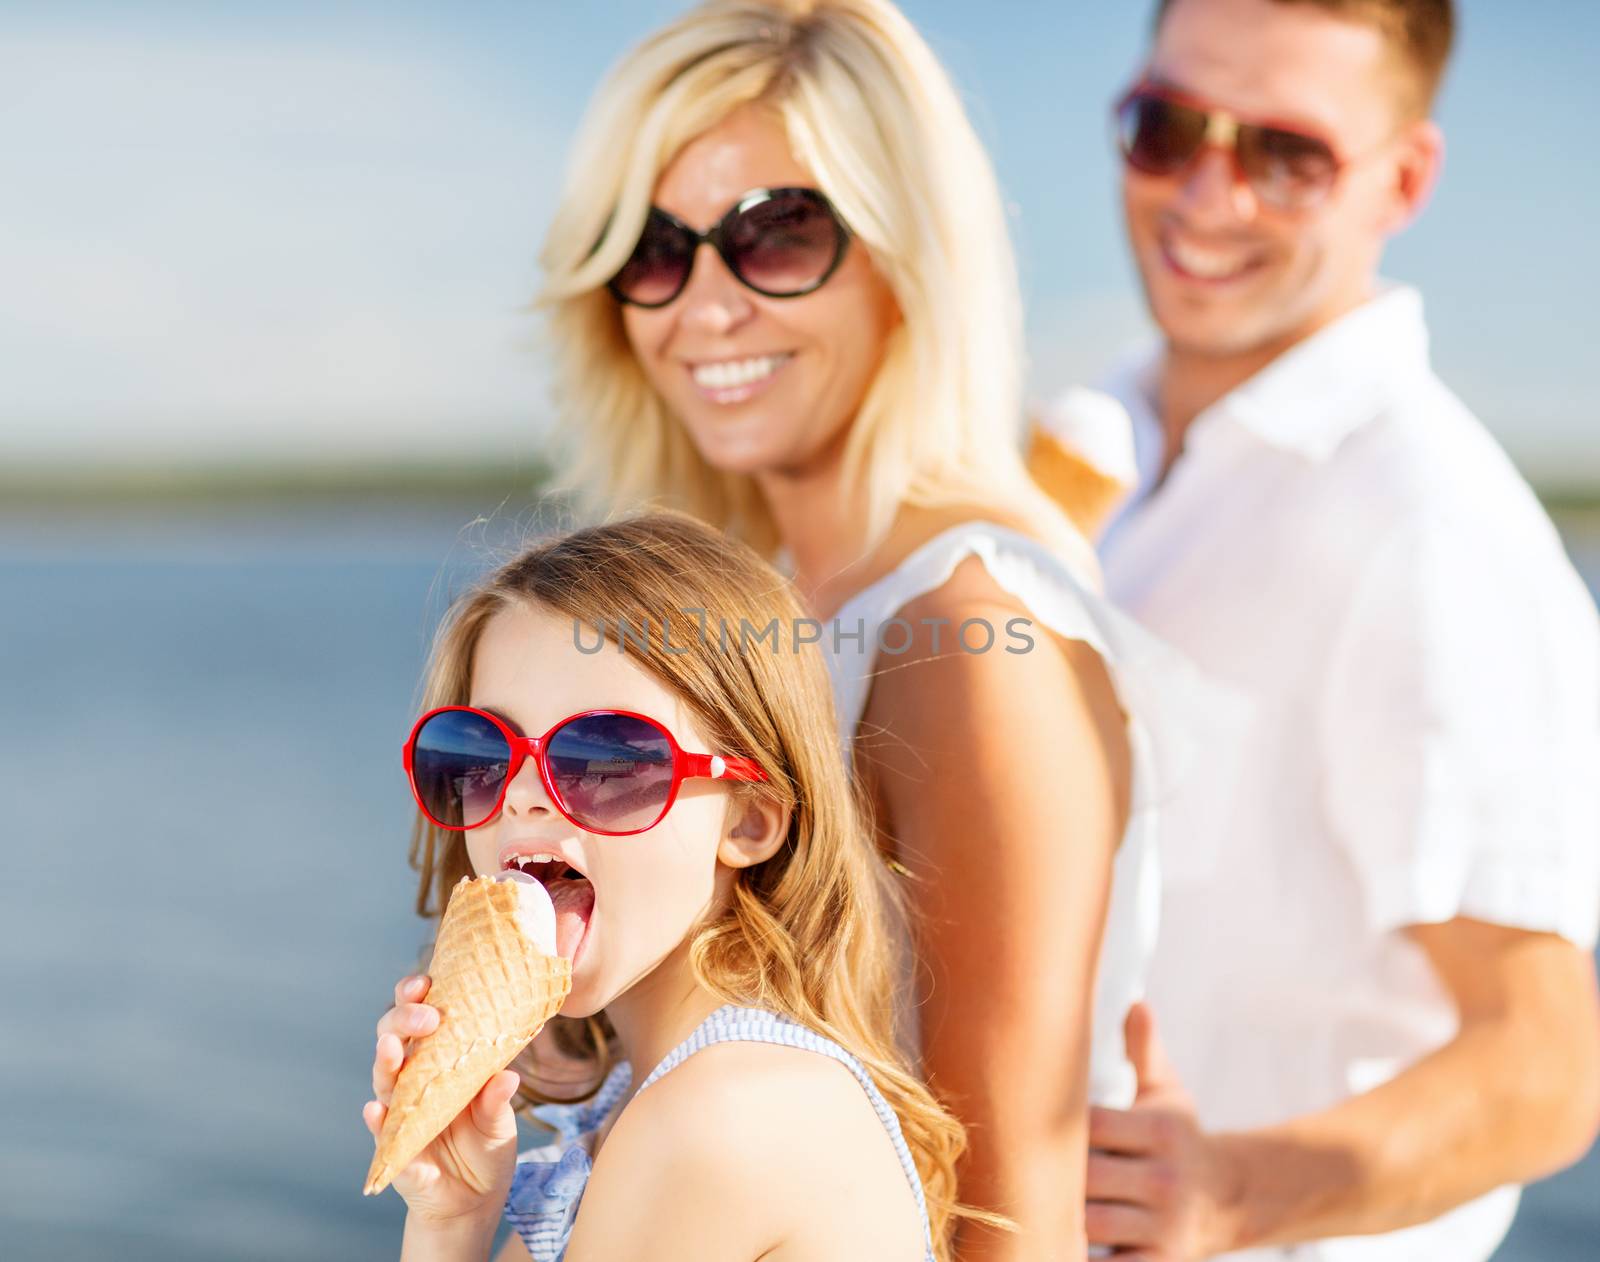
[1114,81,1357,211]
[404,706,767,836]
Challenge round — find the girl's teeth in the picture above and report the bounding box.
[691,355,786,390]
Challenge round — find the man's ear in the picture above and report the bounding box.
[717,793,791,870]
[1382,117,1444,236]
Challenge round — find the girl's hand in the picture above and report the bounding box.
[363,974,524,1228]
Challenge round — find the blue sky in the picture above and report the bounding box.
[3,1,1597,482]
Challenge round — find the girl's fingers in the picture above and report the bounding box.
[376,1002,439,1042]
[468,1070,522,1141]
[393,974,431,1006]
[373,1032,406,1104]
[489,1069,521,1110]
[365,979,433,1158]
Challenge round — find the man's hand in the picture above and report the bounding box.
[1084,1004,1243,1261]
[1086,923,1600,1257]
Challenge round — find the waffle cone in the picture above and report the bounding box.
[1026,423,1132,540]
[364,876,572,1196]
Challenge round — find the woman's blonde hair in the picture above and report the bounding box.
[538,0,1079,559]
[406,510,1009,1255]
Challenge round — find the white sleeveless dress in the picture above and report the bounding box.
[815,519,1226,1106]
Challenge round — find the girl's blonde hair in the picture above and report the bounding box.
[406,510,1008,1255]
[538,0,1082,560]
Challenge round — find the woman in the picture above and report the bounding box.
[533,2,1199,1256]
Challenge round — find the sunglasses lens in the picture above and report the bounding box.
[611,211,694,306]
[1239,125,1339,209]
[410,709,511,829]
[546,713,675,833]
[725,191,843,296]
[1119,93,1207,174]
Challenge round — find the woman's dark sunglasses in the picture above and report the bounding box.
[607,186,851,308]
[1114,83,1349,212]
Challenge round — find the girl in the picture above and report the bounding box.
[362,512,1003,1261]
[533,2,1208,1255]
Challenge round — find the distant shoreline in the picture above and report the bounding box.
[2,459,1598,517]
[0,459,555,508]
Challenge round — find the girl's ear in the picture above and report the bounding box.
[716,794,791,869]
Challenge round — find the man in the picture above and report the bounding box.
[1043,1,1600,1258]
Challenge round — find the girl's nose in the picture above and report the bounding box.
[502,756,557,820]
[677,243,757,336]
[1175,145,1260,226]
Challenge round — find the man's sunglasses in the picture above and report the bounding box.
[607,186,851,308]
[404,706,767,836]
[1115,83,1352,212]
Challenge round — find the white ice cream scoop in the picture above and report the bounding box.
[1035,386,1138,486]
[495,869,559,956]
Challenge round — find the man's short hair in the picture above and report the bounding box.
[1153,0,1456,117]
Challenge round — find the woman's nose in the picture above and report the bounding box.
[677,242,756,336]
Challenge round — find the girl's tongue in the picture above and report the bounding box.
[545,875,596,961]
[496,868,594,960]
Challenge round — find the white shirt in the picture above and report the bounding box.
[817,519,1235,1108]
[1088,284,1600,1262]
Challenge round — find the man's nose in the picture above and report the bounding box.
[1173,145,1260,225]
[677,242,757,336]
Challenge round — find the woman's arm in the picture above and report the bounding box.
[857,558,1131,1262]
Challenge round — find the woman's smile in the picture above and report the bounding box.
[685,351,796,404]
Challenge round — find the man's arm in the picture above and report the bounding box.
[1085,918,1600,1258]
[1221,916,1599,1248]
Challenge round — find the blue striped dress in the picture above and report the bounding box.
[503,1003,936,1261]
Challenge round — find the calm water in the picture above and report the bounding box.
[2,501,1596,1261]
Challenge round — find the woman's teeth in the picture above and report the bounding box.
[690,354,789,390]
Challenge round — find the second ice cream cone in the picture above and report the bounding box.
[1027,386,1138,540]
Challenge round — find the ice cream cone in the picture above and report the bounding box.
[1027,387,1137,540]
[1028,431,1128,539]
[363,874,572,1196]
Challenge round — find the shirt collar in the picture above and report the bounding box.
[1217,283,1430,458]
[1112,282,1432,465]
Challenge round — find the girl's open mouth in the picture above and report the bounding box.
[502,854,595,963]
